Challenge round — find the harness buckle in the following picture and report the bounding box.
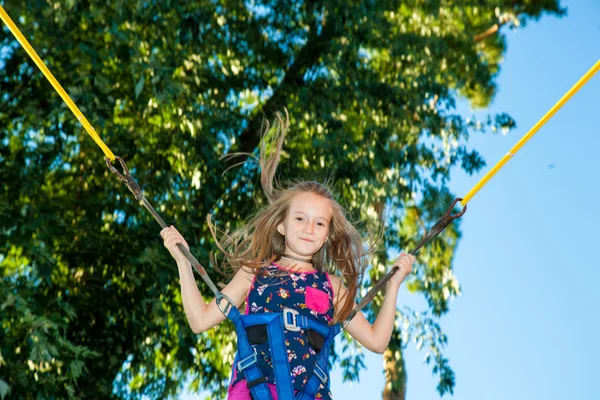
[237,347,258,372]
[313,364,328,384]
[216,293,236,316]
[283,307,302,331]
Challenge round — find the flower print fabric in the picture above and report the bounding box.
[228,263,336,400]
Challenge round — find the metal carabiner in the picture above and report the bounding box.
[105,156,143,200]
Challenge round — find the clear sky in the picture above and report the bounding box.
[186,0,600,398]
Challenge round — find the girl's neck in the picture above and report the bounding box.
[275,257,316,273]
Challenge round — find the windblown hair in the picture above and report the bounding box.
[209,111,374,325]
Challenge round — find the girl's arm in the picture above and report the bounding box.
[331,252,414,354]
[162,226,254,334]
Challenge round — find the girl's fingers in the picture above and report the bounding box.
[161,226,189,252]
[167,235,188,250]
[160,226,180,236]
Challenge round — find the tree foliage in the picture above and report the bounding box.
[0,0,564,398]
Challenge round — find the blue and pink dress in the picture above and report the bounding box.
[228,262,336,400]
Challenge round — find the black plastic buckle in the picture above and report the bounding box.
[246,376,267,390]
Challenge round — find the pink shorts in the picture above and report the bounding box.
[227,380,279,399]
[228,380,301,399]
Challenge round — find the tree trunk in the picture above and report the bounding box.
[382,341,407,400]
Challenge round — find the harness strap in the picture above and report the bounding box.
[230,307,341,400]
[227,309,275,400]
[295,323,340,400]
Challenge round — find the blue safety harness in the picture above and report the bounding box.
[224,302,341,400]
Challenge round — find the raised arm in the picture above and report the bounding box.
[161,226,254,333]
[331,252,414,354]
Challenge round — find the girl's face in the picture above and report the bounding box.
[277,192,332,259]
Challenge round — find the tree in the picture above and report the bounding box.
[0,0,564,398]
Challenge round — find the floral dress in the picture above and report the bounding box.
[229,262,336,399]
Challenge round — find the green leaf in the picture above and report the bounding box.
[0,295,15,310]
[135,74,145,99]
[0,379,10,400]
[69,360,84,380]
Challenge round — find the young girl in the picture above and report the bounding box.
[161,114,415,399]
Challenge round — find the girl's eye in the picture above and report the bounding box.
[295,217,303,221]
[317,222,325,227]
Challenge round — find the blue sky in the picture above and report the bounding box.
[330,1,600,399]
[185,1,600,399]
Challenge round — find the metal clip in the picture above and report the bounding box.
[283,308,301,332]
[216,293,236,317]
[105,156,143,200]
[237,348,258,371]
[313,364,328,384]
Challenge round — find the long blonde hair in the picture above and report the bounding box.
[209,111,374,324]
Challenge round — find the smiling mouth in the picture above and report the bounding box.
[299,238,313,242]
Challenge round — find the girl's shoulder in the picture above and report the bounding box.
[327,273,341,285]
[326,274,349,300]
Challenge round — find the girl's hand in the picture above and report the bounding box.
[160,225,190,265]
[389,252,415,288]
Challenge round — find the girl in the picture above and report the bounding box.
[161,114,415,399]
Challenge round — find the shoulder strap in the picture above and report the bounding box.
[227,308,275,400]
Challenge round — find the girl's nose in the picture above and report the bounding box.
[303,222,315,234]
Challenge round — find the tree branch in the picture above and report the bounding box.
[473,23,501,42]
[473,15,511,42]
[236,4,337,155]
